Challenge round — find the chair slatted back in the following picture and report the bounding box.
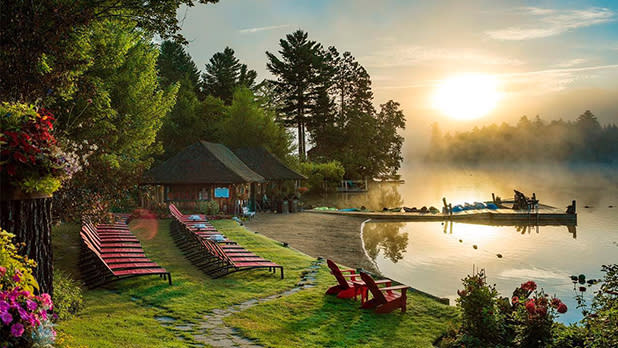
[327,259,352,290]
[360,272,387,305]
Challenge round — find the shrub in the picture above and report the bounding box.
[198,200,220,215]
[580,264,618,347]
[441,271,568,348]
[0,229,55,347]
[455,270,504,345]
[51,271,83,321]
[296,160,345,193]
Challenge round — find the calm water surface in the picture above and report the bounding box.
[328,164,617,324]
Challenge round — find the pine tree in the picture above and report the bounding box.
[202,47,257,104]
[266,30,330,160]
[157,40,200,93]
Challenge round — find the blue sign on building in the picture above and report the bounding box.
[214,187,230,198]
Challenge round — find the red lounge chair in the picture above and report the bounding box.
[169,204,283,279]
[325,259,361,299]
[360,272,409,313]
[79,218,171,287]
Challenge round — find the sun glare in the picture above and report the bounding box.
[432,74,501,120]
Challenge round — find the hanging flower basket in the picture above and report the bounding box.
[0,102,78,197]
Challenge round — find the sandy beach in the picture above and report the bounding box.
[244,212,378,273]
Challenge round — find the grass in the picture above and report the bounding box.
[53,218,457,347]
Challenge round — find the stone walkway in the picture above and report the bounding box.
[153,258,324,347]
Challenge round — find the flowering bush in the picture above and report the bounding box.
[439,273,568,347]
[506,281,567,347]
[0,102,81,195]
[0,229,55,347]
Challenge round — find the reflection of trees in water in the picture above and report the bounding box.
[363,222,408,263]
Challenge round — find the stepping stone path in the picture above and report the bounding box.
[154,258,325,347]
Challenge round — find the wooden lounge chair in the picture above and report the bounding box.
[79,218,172,287]
[169,204,283,279]
[359,272,409,313]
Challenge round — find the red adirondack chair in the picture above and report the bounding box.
[360,272,409,313]
[325,259,360,299]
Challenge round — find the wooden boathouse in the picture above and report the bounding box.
[141,141,265,214]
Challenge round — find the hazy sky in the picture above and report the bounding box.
[178,0,618,144]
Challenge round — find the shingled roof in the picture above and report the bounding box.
[232,147,307,181]
[142,141,264,184]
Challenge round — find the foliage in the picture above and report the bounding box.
[266,30,331,159]
[441,272,568,347]
[157,41,201,92]
[427,112,618,163]
[0,229,55,347]
[219,87,293,159]
[201,47,257,104]
[580,264,618,347]
[296,160,345,193]
[198,200,220,215]
[0,103,80,195]
[0,0,218,103]
[51,21,176,222]
[51,271,83,322]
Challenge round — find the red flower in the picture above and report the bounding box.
[521,280,537,292]
[551,298,562,308]
[525,299,536,314]
[13,152,28,163]
[457,289,468,297]
[511,296,519,305]
[557,303,568,313]
[537,305,548,317]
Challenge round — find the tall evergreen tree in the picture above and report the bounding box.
[202,47,257,104]
[157,40,200,93]
[266,30,330,160]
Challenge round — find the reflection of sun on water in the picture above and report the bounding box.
[432,74,502,120]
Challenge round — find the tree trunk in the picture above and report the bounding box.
[0,195,54,296]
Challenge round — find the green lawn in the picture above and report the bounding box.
[53,218,457,347]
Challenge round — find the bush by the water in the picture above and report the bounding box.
[439,271,568,347]
[0,229,56,347]
[296,160,345,193]
[52,270,83,321]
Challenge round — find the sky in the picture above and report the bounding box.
[177,0,618,149]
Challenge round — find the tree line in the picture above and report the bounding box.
[426,111,618,163]
[1,1,406,221]
[157,29,407,179]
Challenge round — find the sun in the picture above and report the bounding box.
[432,74,502,120]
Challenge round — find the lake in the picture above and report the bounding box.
[322,163,618,324]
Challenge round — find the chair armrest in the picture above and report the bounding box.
[340,269,355,273]
[342,274,360,278]
[375,279,392,286]
[380,285,409,292]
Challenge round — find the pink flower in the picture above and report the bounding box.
[557,303,568,313]
[1,311,12,325]
[12,270,21,283]
[10,323,24,337]
[87,98,93,104]
[0,266,6,277]
[26,299,37,311]
[39,293,52,310]
[0,300,9,312]
[17,305,29,320]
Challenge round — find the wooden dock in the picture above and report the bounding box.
[306,203,577,226]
